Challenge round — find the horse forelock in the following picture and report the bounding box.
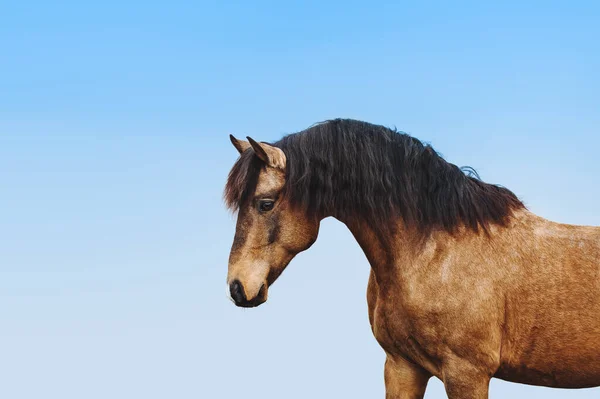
[224,149,263,211]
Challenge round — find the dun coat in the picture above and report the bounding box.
[224,119,600,398]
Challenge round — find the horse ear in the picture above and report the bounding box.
[247,137,286,170]
[230,135,251,154]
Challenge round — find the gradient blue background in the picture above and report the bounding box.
[1,1,599,398]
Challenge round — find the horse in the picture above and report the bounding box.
[223,119,600,398]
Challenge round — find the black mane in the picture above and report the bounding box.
[225,119,524,237]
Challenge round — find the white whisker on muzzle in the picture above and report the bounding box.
[226,284,235,303]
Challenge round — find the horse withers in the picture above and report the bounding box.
[224,119,600,398]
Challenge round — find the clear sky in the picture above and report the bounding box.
[1,1,599,398]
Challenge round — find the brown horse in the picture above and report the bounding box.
[223,119,600,398]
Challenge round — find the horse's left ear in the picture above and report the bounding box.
[230,134,252,154]
[247,137,286,170]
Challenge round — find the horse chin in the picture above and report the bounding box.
[236,297,266,308]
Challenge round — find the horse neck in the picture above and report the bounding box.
[338,215,419,281]
[338,209,534,285]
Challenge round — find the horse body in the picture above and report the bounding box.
[224,119,600,397]
[357,210,600,393]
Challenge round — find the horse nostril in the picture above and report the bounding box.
[229,280,247,304]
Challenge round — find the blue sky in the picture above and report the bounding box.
[1,1,599,398]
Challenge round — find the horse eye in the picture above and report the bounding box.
[259,200,274,212]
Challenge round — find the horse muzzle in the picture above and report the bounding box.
[229,280,267,308]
